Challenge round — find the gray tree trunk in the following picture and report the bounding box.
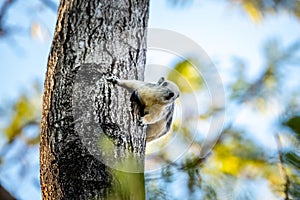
[40,0,149,199]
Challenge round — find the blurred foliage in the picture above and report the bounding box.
[0,0,57,40]
[230,39,300,104]
[283,116,300,138]
[281,115,300,199]
[145,36,300,199]
[166,0,193,8]
[205,131,283,187]
[167,0,300,21]
[167,59,203,93]
[231,0,300,21]
[2,83,41,145]
[283,151,300,169]
[0,83,41,199]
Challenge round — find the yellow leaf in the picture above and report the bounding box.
[168,59,203,93]
[243,1,262,22]
[3,95,37,142]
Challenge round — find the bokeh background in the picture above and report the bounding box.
[1,0,300,199]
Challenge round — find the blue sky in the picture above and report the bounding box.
[0,0,300,199]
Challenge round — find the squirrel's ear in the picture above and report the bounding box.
[157,77,165,85]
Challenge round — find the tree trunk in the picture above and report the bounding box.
[40,0,149,199]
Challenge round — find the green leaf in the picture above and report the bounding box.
[283,151,300,169]
[290,181,300,199]
[283,116,300,136]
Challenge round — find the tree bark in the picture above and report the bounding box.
[40,0,149,199]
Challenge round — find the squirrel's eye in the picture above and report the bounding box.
[165,92,174,100]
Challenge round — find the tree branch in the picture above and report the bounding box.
[0,185,16,200]
[0,0,16,36]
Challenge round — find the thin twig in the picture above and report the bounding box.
[275,133,290,200]
[0,0,17,36]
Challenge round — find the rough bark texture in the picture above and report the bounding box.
[40,0,149,199]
